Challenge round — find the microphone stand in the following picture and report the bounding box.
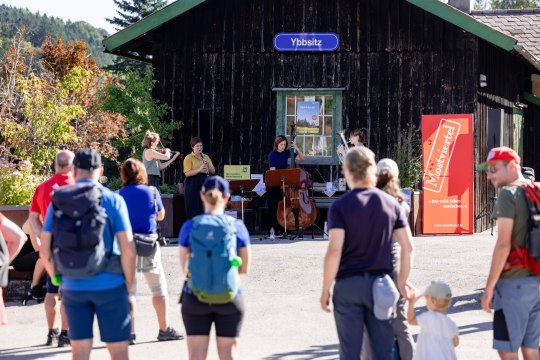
[281,175,288,239]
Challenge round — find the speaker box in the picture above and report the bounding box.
[197,109,212,153]
[487,108,504,153]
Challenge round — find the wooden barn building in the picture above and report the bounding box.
[104,0,540,232]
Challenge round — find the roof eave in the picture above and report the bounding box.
[513,44,540,73]
[406,0,517,51]
[103,0,207,54]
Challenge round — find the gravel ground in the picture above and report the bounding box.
[0,229,505,359]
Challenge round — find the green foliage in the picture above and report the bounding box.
[490,0,539,8]
[0,4,114,66]
[474,0,489,10]
[393,128,422,190]
[159,184,178,194]
[0,159,46,205]
[107,0,169,30]
[107,177,123,191]
[100,68,181,157]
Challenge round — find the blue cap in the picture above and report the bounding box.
[202,176,229,196]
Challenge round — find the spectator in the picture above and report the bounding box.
[320,147,415,360]
[29,150,75,346]
[0,212,26,326]
[178,176,251,360]
[39,148,136,360]
[407,281,459,359]
[118,158,183,344]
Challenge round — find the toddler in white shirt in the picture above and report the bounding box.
[408,281,459,360]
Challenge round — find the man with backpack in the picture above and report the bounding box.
[29,150,74,346]
[39,148,136,360]
[480,146,540,359]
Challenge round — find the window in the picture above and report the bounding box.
[275,89,343,165]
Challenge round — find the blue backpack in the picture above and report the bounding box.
[51,182,121,278]
[188,214,239,304]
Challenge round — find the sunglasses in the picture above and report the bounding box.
[485,162,509,174]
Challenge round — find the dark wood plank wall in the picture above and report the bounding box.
[154,0,477,174]
[150,0,537,231]
[475,41,539,231]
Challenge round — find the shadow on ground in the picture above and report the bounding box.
[264,344,339,359]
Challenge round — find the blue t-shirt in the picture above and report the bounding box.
[268,150,297,169]
[42,179,132,291]
[178,217,251,250]
[119,184,164,234]
[328,187,407,279]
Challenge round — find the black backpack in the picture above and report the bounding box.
[0,229,8,288]
[51,182,121,278]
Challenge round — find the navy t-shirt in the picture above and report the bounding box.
[268,150,296,169]
[119,184,164,234]
[327,187,407,279]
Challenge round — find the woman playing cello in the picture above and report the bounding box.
[267,135,304,235]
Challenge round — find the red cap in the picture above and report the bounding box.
[479,146,520,170]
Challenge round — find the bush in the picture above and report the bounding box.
[0,158,46,205]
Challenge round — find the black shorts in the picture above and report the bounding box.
[11,250,39,273]
[181,293,244,338]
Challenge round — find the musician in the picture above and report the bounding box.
[267,135,304,234]
[337,129,366,163]
[141,131,181,188]
[183,137,215,219]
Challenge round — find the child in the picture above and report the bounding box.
[408,281,459,360]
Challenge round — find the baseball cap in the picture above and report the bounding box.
[424,280,452,300]
[73,148,102,170]
[202,176,230,197]
[376,158,399,177]
[478,146,520,171]
[372,275,400,320]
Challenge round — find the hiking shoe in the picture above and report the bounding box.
[129,333,136,345]
[45,328,59,346]
[57,332,71,347]
[157,327,184,341]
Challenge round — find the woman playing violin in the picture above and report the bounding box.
[267,135,304,234]
[183,137,215,219]
[141,131,181,188]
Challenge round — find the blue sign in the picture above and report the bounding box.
[274,33,339,52]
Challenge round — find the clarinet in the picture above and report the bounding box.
[200,153,209,176]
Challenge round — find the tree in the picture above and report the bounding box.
[474,0,488,10]
[105,0,168,76]
[100,67,181,157]
[490,0,539,8]
[0,29,127,175]
[107,0,169,31]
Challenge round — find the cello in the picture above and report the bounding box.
[276,124,318,236]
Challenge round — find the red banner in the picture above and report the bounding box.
[422,114,474,234]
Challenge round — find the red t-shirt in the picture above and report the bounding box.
[30,174,74,219]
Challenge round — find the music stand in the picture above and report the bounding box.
[228,179,260,222]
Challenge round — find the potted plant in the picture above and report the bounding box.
[159,184,186,238]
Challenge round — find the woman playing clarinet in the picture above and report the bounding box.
[183,137,215,219]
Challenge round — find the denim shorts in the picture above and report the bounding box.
[492,276,540,352]
[46,274,59,294]
[62,285,131,343]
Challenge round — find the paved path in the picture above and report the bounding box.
[0,230,502,359]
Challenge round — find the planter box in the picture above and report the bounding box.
[0,205,30,228]
[160,194,186,238]
[409,191,422,236]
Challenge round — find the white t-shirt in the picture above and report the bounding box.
[413,311,458,360]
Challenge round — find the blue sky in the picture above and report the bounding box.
[0,0,118,34]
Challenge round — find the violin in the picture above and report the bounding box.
[155,147,183,158]
[276,124,318,231]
